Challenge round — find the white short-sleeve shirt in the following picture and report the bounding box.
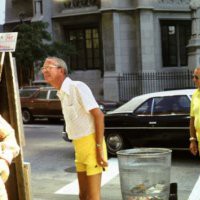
[57,77,99,139]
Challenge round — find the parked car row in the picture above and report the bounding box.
[20,86,195,156]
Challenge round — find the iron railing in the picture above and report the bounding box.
[118,70,194,102]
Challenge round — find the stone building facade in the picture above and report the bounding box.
[4,0,197,101]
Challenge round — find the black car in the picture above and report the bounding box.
[104,89,195,155]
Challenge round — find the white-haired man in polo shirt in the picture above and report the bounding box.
[42,57,108,200]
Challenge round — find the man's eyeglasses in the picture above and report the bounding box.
[192,74,200,80]
[41,65,60,72]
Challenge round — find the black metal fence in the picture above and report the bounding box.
[118,70,194,102]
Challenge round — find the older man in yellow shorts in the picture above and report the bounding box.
[189,67,200,156]
[42,57,108,200]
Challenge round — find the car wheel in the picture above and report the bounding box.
[22,109,33,124]
[105,133,124,156]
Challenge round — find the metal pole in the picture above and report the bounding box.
[0,52,5,81]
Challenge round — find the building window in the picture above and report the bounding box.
[65,27,102,71]
[161,20,191,67]
[34,0,43,15]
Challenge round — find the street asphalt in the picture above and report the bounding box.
[31,154,200,200]
[23,124,200,200]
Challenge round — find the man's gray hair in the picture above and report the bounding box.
[46,56,68,75]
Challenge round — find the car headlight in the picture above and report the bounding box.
[99,104,104,111]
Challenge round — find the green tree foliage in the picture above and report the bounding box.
[14,21,51,69]
[13,21,76,85]
[46,41,76,72]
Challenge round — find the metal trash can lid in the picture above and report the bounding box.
[117,148,172,158]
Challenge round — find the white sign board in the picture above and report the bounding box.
[0,32,18,52]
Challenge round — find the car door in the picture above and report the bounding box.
[148,95,191,148]
[108,98,155,146]
[47,90,62,117]
[30,90,49,116]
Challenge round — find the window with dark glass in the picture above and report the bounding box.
[36,91,48,99]
[19,89,37,98]
[160,20,191,67]
[153,95,190,115]
[134,98,153,115]
[49,91,59,100]
[65,27,101,70]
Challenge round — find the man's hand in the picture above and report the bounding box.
[96,147,108,168]
[189,141,198,156]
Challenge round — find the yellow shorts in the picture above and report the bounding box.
[72,133,108,176]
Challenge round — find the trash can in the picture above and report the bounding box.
[117,148,172,200]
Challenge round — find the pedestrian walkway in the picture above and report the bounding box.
[55,158,119,195]
[32,158,122,200]
[32,157,199,200]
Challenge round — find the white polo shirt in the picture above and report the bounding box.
[57,77,99,140]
